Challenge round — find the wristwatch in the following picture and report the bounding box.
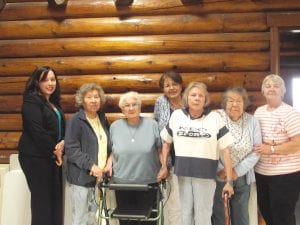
[226,180,233,186]
[271,145,276,154]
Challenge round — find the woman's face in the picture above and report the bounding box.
[82,89,101,115]
[39,70,56,98]
[225,91,244,121]
[163,77,182,100]
[187,87,206,112]
[122,96,141,120]
[263,80,284,102]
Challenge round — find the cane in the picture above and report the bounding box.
[223,192,230,225]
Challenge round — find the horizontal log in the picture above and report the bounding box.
[0,13,267,40]
[0,150,18,164]
[0,112,154,131]
[0,91,265,114]
[0,132,20,149]
[0,52,270,76]
[267,12,300,27]
[0,33,270,58]
[2,0,300,21]
[0,72,267,95]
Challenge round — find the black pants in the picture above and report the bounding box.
[255,171,300,225]
[115,186,158,225]
[19,156,63,225]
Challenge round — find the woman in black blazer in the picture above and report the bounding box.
[18,66,65,225]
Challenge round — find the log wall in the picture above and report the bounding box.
[1,0,300,163]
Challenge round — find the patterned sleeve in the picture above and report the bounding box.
[160,112,174,144]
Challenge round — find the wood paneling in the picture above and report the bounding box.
[0,33,269,58]
[0,72,267,94]
[2,0,300,21]
[0,13,267,40]
[0,52,269,76]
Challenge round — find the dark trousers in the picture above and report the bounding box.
[212,175,250,225]
[115,187,157,225]
[255,171,300,225]
[19,156,63,225]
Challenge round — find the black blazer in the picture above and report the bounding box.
[18,93,65,159]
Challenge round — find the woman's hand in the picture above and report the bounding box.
[53,140,64,166]
[103,165,112,178]
[53,149,63,166]
[222,182,234,199]
[157,166,168,182]
[253,143,272,155]
[55,140,65,153]
[90,164,103,182]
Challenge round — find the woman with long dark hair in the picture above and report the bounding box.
[18,66,65,225]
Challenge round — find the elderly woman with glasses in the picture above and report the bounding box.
[253,74,300,225]
[158,82,234,225]
[104,91,162,225]
[212,86,261,225]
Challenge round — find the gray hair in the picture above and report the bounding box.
[182,82,210,108]
[75,83,105,107]
[118,91,142,109]
[262,74,286,96]
[221,86,250,110]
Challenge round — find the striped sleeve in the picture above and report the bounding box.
[285,109,300,137]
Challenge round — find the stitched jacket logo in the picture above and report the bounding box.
[177,126,211,138]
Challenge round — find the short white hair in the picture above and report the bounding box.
[262,74,286,96]
[118,91,142,109]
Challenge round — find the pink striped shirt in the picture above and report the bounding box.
[254,102,300,175]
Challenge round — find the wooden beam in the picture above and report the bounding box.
[0,52,270,76]
[0,72,268,95]
[0,33,270,58]
[0,13,267,40]
[2,0,300,21]
[270,27,280,74]
[267,12,300,27]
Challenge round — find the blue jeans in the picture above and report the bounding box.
[212,175,250,225]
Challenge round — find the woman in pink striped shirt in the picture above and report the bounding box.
[253,74,300,225]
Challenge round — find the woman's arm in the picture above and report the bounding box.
[157,141,171,181]
[103,153,113,177]
[254,134,300,155]
[221,147,234,198]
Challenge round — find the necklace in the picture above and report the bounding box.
[170,100,182,110]
[126,120,141,142]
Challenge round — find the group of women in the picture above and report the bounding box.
[18,66,300,225]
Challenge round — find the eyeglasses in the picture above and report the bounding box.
[123,103,140,109]
[227,99,243,105]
